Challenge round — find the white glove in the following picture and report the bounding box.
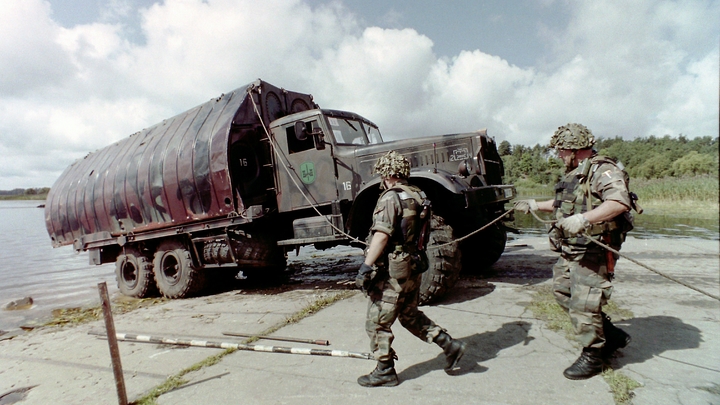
[557,214,591,235]
[513,199,538,214]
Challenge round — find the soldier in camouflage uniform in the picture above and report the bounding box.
[514,123,635,380]
[355,150,466,387]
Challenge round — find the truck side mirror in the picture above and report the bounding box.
[314,132,325,150]
[294,121,308,141]
[309,121,325,150]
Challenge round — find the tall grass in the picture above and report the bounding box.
[515,175,719,219]
[516,175,718,202]
[631,175,718,202]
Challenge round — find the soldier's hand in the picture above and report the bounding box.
[355,263,374,293]
[513,199,538,214]
[557,214,591,235]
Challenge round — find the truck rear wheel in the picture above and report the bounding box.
[115,248,157,298]
[419,215,462,305]
[153,241,206,298]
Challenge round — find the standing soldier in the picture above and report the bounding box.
[514,123,635,380]
[355,150,466,387]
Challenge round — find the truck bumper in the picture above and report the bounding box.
[463,184,516,208]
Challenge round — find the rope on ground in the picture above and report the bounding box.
[522,208,720,302]
[586,235,720,301]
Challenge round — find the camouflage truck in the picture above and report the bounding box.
[45,79,515,304]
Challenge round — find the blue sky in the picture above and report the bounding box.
[1,0,718,188]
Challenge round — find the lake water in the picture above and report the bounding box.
[0,200,717,333]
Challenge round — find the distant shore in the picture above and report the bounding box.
[0,194,47,201]
[1,193,716,221]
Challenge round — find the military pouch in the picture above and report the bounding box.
[388,250,412,280]
[546,223,562,252]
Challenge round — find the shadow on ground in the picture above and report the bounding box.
[396,321,533,383]
[608,315,713,372]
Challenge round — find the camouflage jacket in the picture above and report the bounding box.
[552,154,634,248]
[370,180,430,256]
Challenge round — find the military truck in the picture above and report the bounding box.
[45,79,515,304]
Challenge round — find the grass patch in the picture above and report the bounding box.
[527,285,574,339]
[528,285,640,404]
[527,285,635,339]
[132,290,356,405]
[602,368,641,404]
[42,297,167,328]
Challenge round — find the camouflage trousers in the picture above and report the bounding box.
[365,272,444,362]
[552,249,615,349]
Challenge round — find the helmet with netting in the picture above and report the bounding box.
[374,150,411,179]
[549,123,595,150]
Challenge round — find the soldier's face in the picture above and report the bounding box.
[558,149,578,169]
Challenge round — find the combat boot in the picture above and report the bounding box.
[357,359,398,387]
[601,313,631,358]
[434,332,466,371]
[563,348,604,380]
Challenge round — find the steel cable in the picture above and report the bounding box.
[524,208,720,301]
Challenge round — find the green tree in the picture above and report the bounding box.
[498,140,512,156]
[671,151,717,176]
[633,154,672,179]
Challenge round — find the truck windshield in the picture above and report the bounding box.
[327,116,382,145]
[363,122,383,144]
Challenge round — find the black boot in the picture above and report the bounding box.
[601,313,631,358]
[357,359,399,387]
[434,332,466,371]
[563,348,604,380]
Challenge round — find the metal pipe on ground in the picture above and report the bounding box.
[222,331,330,346]
[89,331,373,360]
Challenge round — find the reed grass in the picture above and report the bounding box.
[516,175,719,220]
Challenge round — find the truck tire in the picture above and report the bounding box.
[153,241,206,298]
[461,223,507,272]
[419,215,462,305]
[115,248,157,298]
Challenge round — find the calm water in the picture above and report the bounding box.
[0,200,118,332]
[0,200,717,332]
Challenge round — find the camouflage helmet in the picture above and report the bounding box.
[374,150,411,179]
[549,123,595,150]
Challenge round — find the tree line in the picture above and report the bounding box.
[499,135,719,185]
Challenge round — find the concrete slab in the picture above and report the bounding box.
[0,236,717,405]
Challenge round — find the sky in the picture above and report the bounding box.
[1,0,718,189]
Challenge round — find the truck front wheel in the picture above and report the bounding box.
[153,241,206,298]
[419,215,462,305]
[115,248,156,298]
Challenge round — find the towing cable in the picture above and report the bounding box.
[251,93,516,252]
[527,209,720,301]
[251,92,718,302]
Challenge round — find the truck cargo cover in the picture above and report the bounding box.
[45,80,315,248]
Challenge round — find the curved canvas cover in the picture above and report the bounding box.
[45,80,315,248]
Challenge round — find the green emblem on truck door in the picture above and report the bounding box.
[300,161,316,184]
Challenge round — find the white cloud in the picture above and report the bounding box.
[0,0,76,95]
[0,0,717,189]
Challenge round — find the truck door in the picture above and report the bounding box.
[276,119,338,212]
